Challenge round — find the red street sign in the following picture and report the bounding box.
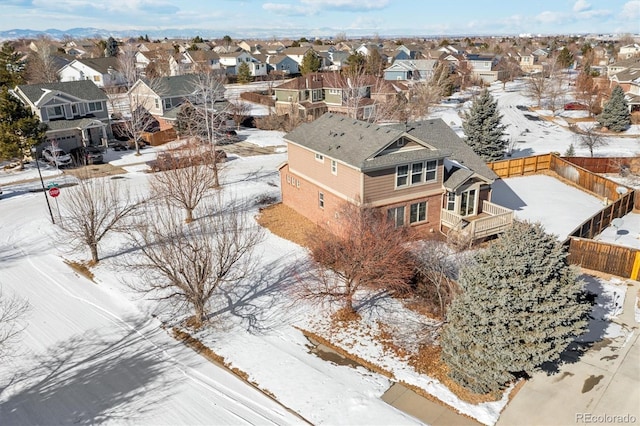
[48,187,60,198]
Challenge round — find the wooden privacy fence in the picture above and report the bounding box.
[489,154,638,279]
[142,128,177,146]
[564,190,635,242]
[568,238,640,280]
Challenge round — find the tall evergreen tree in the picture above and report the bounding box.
[462,89,507,162]
[0,43,25,88]
[440,221,589,394]
[597,85,630,132]
[300,50,321,75]
[236,62,252,84]
[0,88,47,166]
[557,47,574,69]
[105,37,118,57]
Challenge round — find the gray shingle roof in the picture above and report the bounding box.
[285,113,404,169]
[17,80,107,104]
[75,57,120,74]
[45,117,105,131]
[153,74,200,97]
[389,120,498,182]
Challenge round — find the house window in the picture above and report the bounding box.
[312,89,322,101]
[164,99,172,109]
[459,189,477,217]
[93,75,101,82]
[331,160,337,175]
[411,162,423,184]
[425,160,437,182]
[315,153,324,162]
[410,201,427,224]
[446,192,455,211]
[71,104,78,115]
[318,192,324,209]
[397,139,405,147]
[87,102,102,112]
[396,165,409,187]
[154,98,160,109]
[363,105,374,119]
[387,206,405,227]
[48,105,64,118]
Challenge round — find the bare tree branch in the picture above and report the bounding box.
[125,194,264,328]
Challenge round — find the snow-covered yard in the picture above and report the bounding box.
[0,79,638,425]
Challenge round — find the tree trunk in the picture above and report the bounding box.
[185,208,193,224]
[90,243,99,264]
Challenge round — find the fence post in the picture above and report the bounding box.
[631,252,640,281]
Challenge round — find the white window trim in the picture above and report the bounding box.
[409,201,427,224]
[87,101,102,113]
[331,160,337,175]
[318,192,325,209]
[315,153,324,162]
[396,164,409,188]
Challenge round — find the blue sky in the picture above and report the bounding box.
[1,0,639,37]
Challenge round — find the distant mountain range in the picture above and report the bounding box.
[0,26,503,42]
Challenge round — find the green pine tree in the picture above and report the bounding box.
[557,47,574,69]
[237,62,252,84]
[462,89,507,162]
[300,50,321,75]
[105,37,118,57]
[0,88,47,166]
[564,143,576,157]
[440,221,589,394]
[597,85,631,132]
[0,43,25,88]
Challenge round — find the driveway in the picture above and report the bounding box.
[497,279,640,425]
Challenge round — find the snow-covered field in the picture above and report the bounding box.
[0,79,638,425]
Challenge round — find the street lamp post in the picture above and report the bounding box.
[31,146,55,224]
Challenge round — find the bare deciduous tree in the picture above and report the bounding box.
[524,72,548,107]
[228,100,252,129]
[58,175,144,263]
[149,141,223,223]
[575,72,603,117]
[126,195,264,328]
[0,287,30,359]
[299,203,415,317]
[577,126,609,157]
[411,241,460,316]
[26,37,59,84]
[496,56,522,90]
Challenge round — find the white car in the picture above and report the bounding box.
[42,146,72,167]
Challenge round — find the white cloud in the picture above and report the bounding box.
[573,0,591,13]
[262,2,313,16]
[300,0,389,11]
[621,0,640,19]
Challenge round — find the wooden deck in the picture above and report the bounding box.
[441,201,514,241]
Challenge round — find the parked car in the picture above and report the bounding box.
[147,149,226,172]
[564,102,589,111]
[41,146,72,167]
[110,139,148,151]
[70,146,104,165]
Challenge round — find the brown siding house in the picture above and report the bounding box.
[280,113,514,240]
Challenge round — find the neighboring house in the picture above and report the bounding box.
[617,44,640,60]
[169,50,221,76]
[383,59,438,81]
[609,67,640,112]
[127,74,225,130]
[266,54,300,75]
[465,54,506,84]
[12,80,111,153]
[516,48,545,75]
[279,113,513,241]
[58,57,127,88]
[273,72,379,122]
[218,50,261,75]
[282,46,314,67]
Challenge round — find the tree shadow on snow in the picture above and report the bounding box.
[539,275,612,375]
[210,258,305,334]
[489,179,527,211]
[0,319,182,425]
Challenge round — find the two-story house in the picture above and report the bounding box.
[12,80,111,154]
[274,72,378,122]
[465,54,506,84]
[127,74,225,130]
[279,113,513,241]
[58,57,127,88]
[384,59,438,81]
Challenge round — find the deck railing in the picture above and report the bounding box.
[440,201,514,240]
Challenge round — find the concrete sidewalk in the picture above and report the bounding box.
[497,279,640,426]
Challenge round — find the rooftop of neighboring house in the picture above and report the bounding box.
[275,72,379,91]
[15,80,108,105]
[70,56,121,74]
